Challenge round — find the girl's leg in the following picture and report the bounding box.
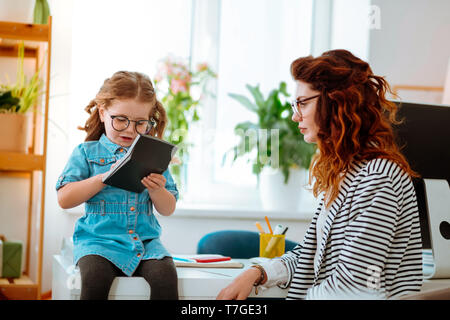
[77,254,124,300]
[135,256,179,300]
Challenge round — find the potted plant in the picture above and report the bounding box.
[0,41,44,153]
[33,0,51,24]
[225,82,316,211]
[154,56,216,188]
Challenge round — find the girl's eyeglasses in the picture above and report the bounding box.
[291,94,320,118]
[107,112,156,135]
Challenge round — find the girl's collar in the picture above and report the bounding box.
[99,134,130,154]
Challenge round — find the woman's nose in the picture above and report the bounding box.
[292,112,301,122]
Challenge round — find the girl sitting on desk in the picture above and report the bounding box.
[56,71,179,300]
[217,49,423,300]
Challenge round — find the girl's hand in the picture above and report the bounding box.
[142,173,166,195]
[101,161,117,182]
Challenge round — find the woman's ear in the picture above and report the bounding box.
[98,105,105,123]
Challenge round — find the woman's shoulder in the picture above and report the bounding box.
[355,157,410,181]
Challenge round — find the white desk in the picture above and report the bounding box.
[52,254,450,300]
[52,255,287,300]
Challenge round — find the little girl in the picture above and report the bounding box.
[56,71,179,300]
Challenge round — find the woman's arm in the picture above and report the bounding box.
[57,173,105,209]
[217,260,289,300]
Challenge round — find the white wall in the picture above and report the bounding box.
[369,0,450,88]
[41,0,78,295]
[330,0,371,61]
[158,214,309,255]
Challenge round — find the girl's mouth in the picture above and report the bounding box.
[120,136,133,141]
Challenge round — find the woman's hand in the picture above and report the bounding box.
[216,267,261,300]
[141,173,166,195]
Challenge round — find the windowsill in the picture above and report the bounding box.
[171,201,315,221]
[63,200,316,221]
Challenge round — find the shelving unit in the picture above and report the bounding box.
[0,17,52,300]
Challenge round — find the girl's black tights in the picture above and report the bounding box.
[77,254,179,300]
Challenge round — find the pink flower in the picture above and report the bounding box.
[154,71,163,83]
[197,63,209,72]
[170,79,188,94]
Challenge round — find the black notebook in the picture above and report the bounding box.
[102,134,178,193]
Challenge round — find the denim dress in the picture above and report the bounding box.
[56,134,179,276]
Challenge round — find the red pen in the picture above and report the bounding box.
[193,256,231,263]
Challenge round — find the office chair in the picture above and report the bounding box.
[197,230,299,259]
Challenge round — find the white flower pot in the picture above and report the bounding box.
[259,167,307,212]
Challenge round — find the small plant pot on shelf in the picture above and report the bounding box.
[0,112,32,153]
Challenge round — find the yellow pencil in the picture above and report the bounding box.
[255,222,265,234]
[265,216,273,234]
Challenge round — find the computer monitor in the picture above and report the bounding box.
[391,100,450,278]
[392,101,450,181]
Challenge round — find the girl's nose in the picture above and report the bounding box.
[125,123,135,134]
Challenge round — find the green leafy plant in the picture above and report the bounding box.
[0,42,44,114]
[154,56,216,183]
[0,91,20,112]
[225,82,316,184]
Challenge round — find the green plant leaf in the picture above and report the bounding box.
[245,84,265,110]
[225,81,317,183]
[228,93,257,113]
[279,81,289,97]
[0,91,20,111]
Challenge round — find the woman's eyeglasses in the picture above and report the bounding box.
[291,94,320,118]
[107,112,156,135]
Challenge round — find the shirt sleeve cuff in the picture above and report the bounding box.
[258,258,289,289]
[55,175,78,191]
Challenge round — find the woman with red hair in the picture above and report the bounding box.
[217,49,423,300]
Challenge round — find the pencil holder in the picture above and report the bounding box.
[259,233,285,258]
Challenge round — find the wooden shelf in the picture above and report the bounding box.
[0,21,49,42]
[0,152,45,171]
[0,43,39,58]
[0,17,52,300]
[0,275,39,300]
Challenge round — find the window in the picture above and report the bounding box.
[66,0,320,215]
[330,0,371,61]
[183,0,315,210]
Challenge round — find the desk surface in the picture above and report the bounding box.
[52,255,450,300]
[176,259,288,299]
[52,255,286,299]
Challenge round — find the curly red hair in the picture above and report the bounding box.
[291,49,419,207]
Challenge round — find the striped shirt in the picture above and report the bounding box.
[271,158,423,299]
